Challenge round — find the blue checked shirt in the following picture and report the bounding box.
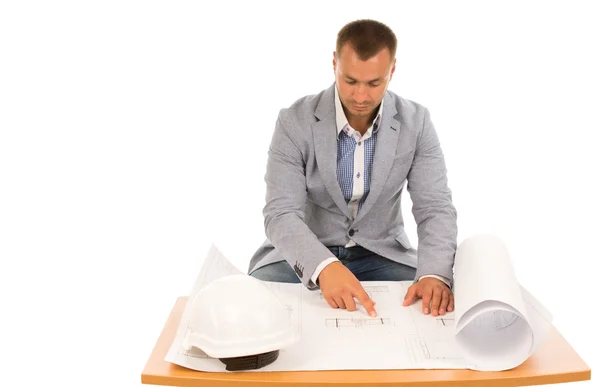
[335,91,381,230]
[309,86,382,284]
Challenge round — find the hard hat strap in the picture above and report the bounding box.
[219,350,280,371]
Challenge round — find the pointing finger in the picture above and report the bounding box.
[355,287,377,317]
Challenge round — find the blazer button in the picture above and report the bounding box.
[349,229,355,237]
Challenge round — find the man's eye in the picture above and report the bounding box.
[369,83,380,87]
[346,80,356,85]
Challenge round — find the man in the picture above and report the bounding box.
[248,19,457,319]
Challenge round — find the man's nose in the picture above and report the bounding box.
[353,84,368,103]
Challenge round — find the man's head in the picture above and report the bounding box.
[333,19,397,120]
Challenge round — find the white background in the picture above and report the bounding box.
[1,1,598,386]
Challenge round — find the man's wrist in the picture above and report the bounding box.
[419,274,451,288]
[311,257,340,285]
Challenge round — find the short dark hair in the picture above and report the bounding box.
[336,19,397,61]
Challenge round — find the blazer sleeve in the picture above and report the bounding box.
[262,109,335,289]
[406,108,458,286]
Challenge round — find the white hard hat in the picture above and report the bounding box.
[182,274,299,370]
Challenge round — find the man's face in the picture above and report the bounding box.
[333,43,395,119]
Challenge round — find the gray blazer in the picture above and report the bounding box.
[248,83,457,290]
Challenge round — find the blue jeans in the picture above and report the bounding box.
[250,245,416,283]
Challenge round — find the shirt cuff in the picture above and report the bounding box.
[418,274,451,288]
[311,257,340,285]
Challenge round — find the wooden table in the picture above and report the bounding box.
[141,297,591,386]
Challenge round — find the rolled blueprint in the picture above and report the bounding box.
[453,234,553,371]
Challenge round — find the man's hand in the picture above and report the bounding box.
[402,277,454,316]
[318,261,377,317]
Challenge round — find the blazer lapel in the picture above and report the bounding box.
[353,91,400,224]
[312,84,352,219]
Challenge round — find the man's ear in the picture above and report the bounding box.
[332,51,337,73]
[390,58,396,80]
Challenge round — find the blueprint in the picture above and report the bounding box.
[165,235,553,372]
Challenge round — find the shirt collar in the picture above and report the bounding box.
[334,84,384,136]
